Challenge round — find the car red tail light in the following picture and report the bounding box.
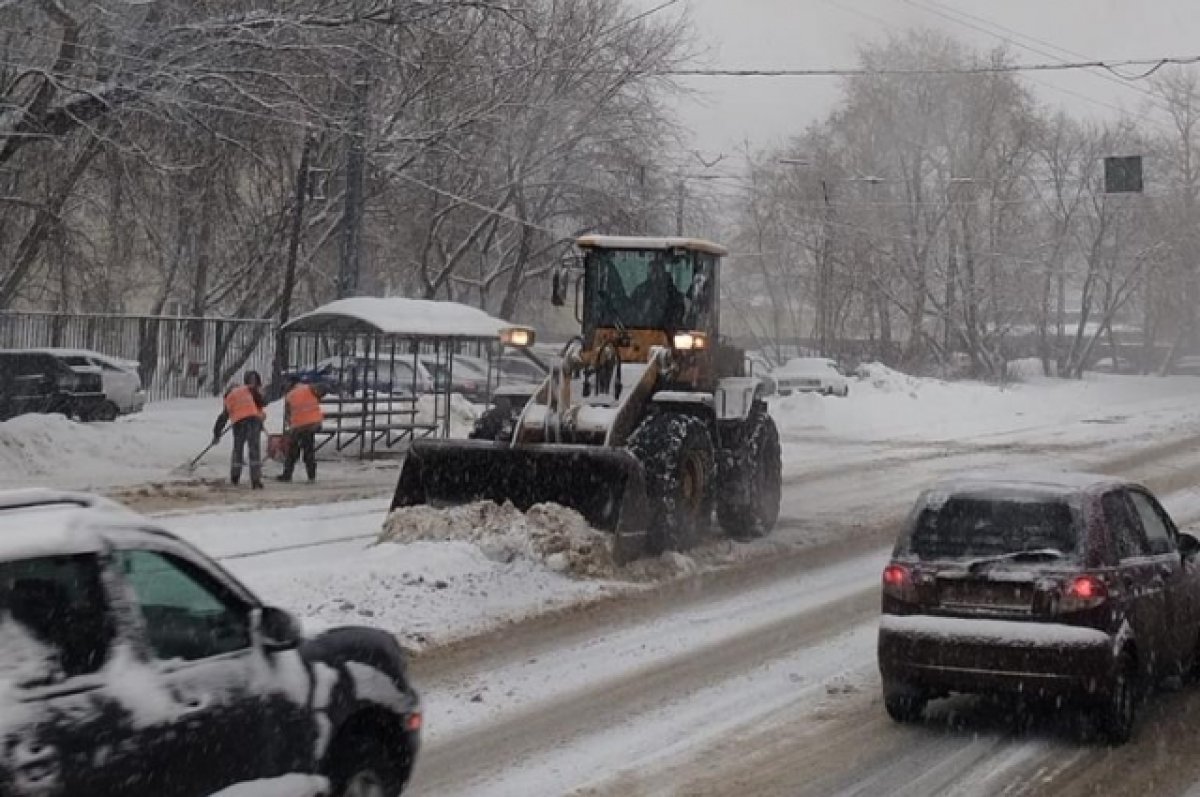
[882,563,918,602]
[1060,574,1108,612]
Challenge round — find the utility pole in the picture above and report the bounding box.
[817,178,833,357]
[675,179,685,236]
[271,133,314,398]
[338,61,369,299]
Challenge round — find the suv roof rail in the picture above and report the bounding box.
[0,488,126,515]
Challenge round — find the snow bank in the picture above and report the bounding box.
[379,501,615,578]
[771,362,1200,443]
[854,362,929,394]
[208,775,329,797]
[0,400,220,490]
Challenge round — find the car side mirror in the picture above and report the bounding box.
[1180,532,1200,560]
[258,606,304,652]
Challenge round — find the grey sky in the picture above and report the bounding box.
[661,0,1200,164]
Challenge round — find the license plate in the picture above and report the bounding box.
[939,580,1031,609]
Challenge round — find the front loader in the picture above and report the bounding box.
[393,235,782,562]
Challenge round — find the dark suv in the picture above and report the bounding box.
[0,351,105,421]
[0,490,421,796]
[878,472,1200,742]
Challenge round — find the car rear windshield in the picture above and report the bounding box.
[902,496,1079,561]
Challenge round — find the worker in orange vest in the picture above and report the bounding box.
[278,376,325,483]
[213,370,267,489]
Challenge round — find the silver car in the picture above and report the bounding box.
[35,348,146,419]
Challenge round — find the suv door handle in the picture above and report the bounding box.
[175,690,211,714]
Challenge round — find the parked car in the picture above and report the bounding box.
[32,348,146,419]
[0,489,421,796]
[0,350,106,422]
[418,355,491,403]
[878,472,1200,743]
[290,355,435,397]
[497,353,548,386]
[770,357,850,397]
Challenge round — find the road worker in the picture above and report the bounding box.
[212,370,266,489]
[278,376,325,483]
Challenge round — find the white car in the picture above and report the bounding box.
[770,357,850,397]
[35,348,146,419]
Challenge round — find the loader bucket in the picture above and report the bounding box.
[393,440,651,562]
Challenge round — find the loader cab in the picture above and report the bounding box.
[575,236,725,368]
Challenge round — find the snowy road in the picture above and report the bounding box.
[123,374,1200,796]
[394,434,1200,797]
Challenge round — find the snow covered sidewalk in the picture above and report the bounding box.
[160,499,620,651]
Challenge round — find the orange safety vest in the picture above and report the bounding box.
[286,384,324,428]
[224,385,260,424]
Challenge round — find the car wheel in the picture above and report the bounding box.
[88,401,119,422]
[882,682,927,723]
[327,732,405,797]
[1098,652,1138,744]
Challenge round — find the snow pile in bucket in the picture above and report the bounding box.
[379,501,615,578]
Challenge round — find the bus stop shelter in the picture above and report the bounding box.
[281,297,512,457]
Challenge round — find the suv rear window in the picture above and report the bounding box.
[903,496,1079,560]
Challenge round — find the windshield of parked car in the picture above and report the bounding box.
[902,496,1080,561]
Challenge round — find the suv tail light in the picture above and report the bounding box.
[882,563,918,603]
[1060,574,1108,612]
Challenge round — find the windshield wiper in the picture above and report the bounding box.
[965,548,1065,574]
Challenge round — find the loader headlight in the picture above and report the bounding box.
[500,326,535,348]
[672,331,708,351]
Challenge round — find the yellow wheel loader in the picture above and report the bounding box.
[393,235,782,562]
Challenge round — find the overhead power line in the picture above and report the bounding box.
[652,55,1200,79]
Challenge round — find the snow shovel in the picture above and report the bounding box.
[175,429,225,476]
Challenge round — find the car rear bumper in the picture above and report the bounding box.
[878,614,1117,700]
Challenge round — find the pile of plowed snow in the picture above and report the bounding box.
[379,501,615,578]
[852,362,930,394]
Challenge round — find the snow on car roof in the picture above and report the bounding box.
[926,470,1127,500]
[22,348,141,370]
[0,490,139,562]
[574,235,729,256]
[283,297,512,340]
[0,507,108,562]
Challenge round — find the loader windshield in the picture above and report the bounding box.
[585,248,710,331]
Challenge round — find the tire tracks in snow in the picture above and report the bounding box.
[407,433,1200,796]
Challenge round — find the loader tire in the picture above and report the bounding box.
[717,409,782,540]
[627,412,716,553]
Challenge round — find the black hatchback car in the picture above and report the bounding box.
[878,472,1200,742]
[0,351,105,421]
[0,490,421,796]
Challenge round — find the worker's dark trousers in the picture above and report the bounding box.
[282,426,318,481]
[231,417,263,486]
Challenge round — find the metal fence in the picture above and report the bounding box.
[0,312,276,402]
